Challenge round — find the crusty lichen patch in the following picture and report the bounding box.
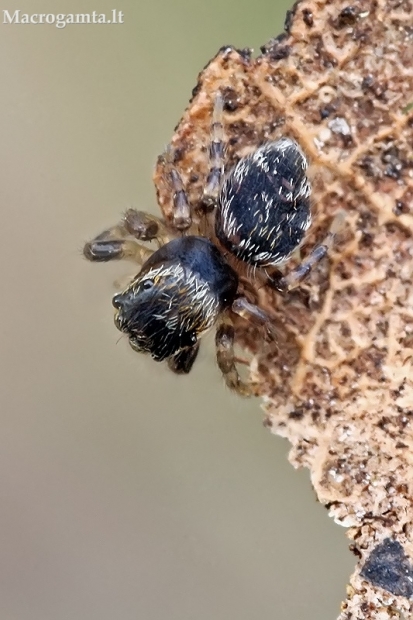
[153,0,413,618]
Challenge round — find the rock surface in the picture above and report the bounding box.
[153,1,413,617]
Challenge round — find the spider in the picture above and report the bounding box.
[84,93,338,396]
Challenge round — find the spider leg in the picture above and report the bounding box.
[272,244,329,292]
[270,211,344,292]
[167,343,200,375]
[83,209,167,263]
[84,236,153,264]
[215,315,251,397]
[123,209,169,246]
[202,92,225,210]
[163,146,192,231]
[231,296,280,342]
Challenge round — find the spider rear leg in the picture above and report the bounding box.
[202,92,225,211]
[270,211,344,292]
[232,296,280,342]
[273,244,329,292]
[83,209,166,264]
[168,343,200,375]
[216,316,251,397]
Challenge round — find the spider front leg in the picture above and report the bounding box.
[202,92,225,210]
[83,209,167,264]
[216,315,251,397]
[123,209,169,246]
[270,211,344,292]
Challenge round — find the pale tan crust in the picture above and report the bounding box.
[153,1,413,618]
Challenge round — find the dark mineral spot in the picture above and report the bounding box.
[382,147,403,180]
[221,87,240,112]
[358,155,382,179]
[237,47,253,62]
[283,0,301,33]
[361,74,374,90]
[320,107,331,120]
[288,408,305,420]
[262,42,292,61]
[284,9,295,33]
[360,538,413,598]
[302,8,314,27]
[336,6,359,28]
[393,200,409,216]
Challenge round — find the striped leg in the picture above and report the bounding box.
[163,146,192,231]
[202,92,225,210]
[271,211,344,292]
[122,209,169,246]
[216,317,251,397]
[231,297,280,342]
[83,209,166,264]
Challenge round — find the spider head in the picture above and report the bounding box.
[112,260,220,362]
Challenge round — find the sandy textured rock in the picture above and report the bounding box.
[153,1,413,618]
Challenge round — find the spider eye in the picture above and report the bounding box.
[142,279,154,290]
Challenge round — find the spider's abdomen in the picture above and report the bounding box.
[215,139,311,267]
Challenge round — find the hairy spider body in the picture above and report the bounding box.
[216,139,311,267]
[112,236,238,363]
[84,93,337,395]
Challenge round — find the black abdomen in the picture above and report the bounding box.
[215,139,311,267]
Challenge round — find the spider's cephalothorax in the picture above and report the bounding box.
[84,92,337,395]
[112,236,238,370]
[215,139,311,267]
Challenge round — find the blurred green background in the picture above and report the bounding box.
[0,1,353,619]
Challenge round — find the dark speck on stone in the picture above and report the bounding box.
[360,538,413,598]
[302,8,314,27]
[337,6,359,28]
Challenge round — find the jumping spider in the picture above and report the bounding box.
[84,93,337,395]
